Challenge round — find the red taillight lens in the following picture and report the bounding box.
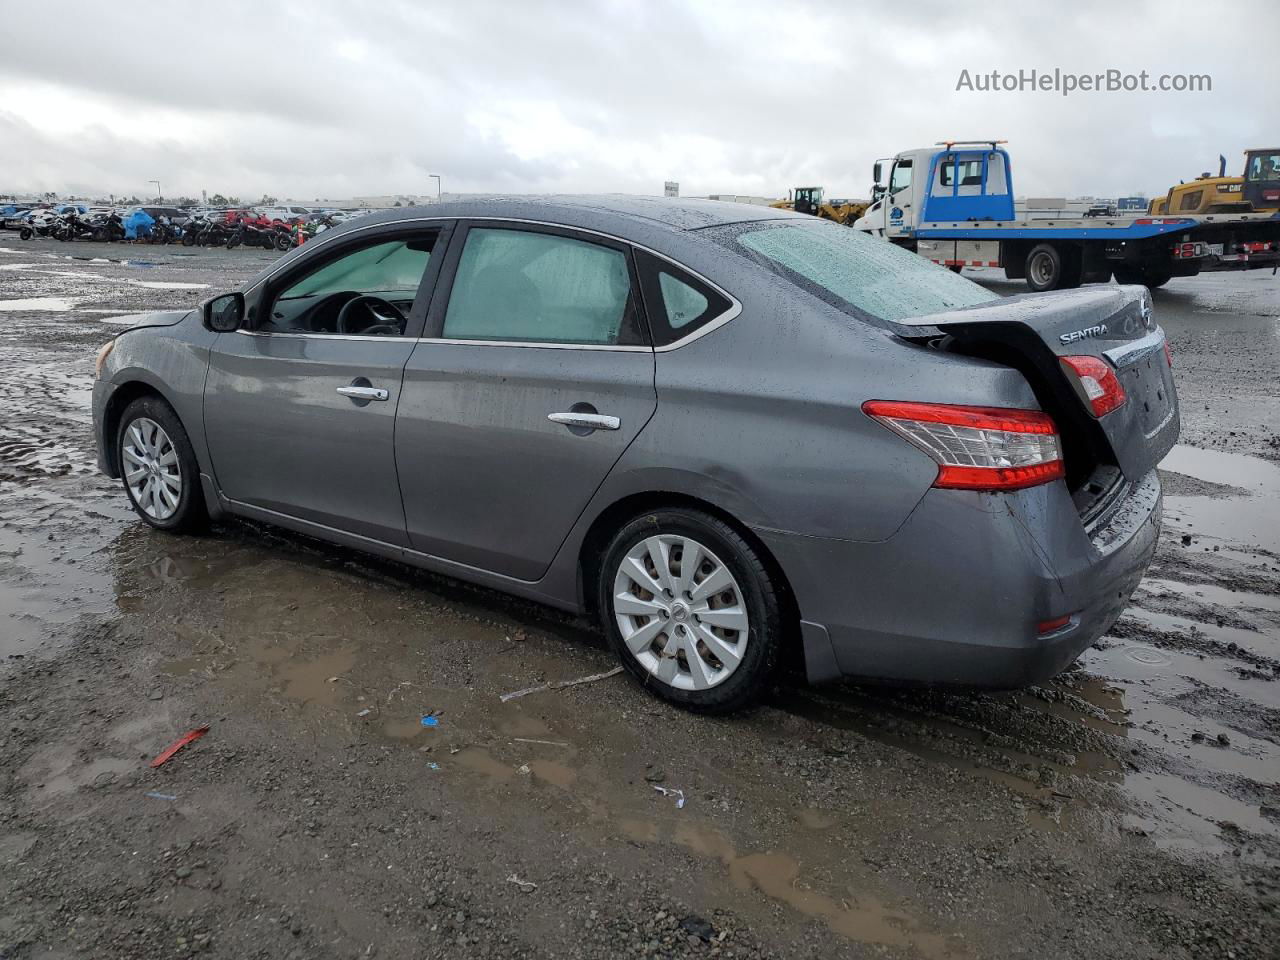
[862,401,1065,492]
[1059,355,1126,417]
[1163,341,1173,367]
[1037,614,1073,635]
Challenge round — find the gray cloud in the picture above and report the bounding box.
[0,0,1271,202]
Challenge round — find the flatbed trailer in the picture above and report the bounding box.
[853,142,1280,290]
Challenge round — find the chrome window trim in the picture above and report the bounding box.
[247,215,743,353]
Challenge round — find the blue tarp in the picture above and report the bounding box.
[123,209,155,240]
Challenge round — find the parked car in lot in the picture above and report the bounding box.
[90,198,1178,712]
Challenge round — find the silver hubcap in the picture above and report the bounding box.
[612,535,749,691]
[122,417,182,520]
[1030,252,1054,286]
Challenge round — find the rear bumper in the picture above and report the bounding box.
[758,470,1162,688]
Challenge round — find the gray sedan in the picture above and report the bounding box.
[92,198,1178,712]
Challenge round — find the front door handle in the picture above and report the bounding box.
[337,385,389,401]
[548,412,620,431]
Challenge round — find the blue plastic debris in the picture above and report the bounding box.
[426,762,441,770]
[145,791,178,801]
[421,715,440,727]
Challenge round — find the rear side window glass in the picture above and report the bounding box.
[636,250,733,346]
[717,220,995,323]
[443,228,645,345]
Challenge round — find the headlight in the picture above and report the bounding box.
[94,340,115,379]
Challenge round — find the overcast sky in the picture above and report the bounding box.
[1,0,1273,203]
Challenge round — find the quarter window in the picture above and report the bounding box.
[636,250,733,346]
[442,228,644,345]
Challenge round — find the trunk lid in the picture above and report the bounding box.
[886,286,1180,487]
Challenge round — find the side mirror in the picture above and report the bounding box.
[203,292,244,332]
[872,161,883,187]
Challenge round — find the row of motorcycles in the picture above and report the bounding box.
[17,210,337,250]
[184,212,294,251]
[20,211,127,243]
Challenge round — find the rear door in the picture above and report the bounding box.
[204,223,450,545]
[396,221,657,581]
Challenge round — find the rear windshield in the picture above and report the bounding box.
[710,220,997,322]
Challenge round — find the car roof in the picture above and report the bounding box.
[339,196,804,238]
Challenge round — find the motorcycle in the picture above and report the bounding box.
[226,214,286,250]
[18,211,62,240]
[181,214,231,247]
[55,211,125,242]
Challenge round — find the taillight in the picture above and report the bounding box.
[862,400,1064,492]
[1163,341,1173,367]
[1059,355,1126,417]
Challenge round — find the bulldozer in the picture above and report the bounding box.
[771,186,869,225]
[1148,148,1280,215]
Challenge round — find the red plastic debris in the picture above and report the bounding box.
[150,726,209,768]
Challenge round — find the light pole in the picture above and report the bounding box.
[428,174,441,201]
[148,180,162,202]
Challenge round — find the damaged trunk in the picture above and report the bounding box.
[889,286,1180,521]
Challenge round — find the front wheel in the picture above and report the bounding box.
[181,230,196,247]
[274,233,291,251]
[18,227,32,240]
[598,508,783,713]
[116,396,208,534]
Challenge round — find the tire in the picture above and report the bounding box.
[116,396,208,534]
[92,227,107,242]
[274,233,291,251]
[597,508,784,713]
[181,230,196,247]
[226,232,241,250]
[18,227,32,240]
[1142,269,1172,289]
[948,264,963,274]
[1025,243,1063,292]
[1113,266,1143,285]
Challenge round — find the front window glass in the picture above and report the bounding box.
[263,236,435,334]
[889,160,912,195]
[724,220,996,323]
[442,228,641,345]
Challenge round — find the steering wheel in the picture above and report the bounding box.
[336,295,406,336]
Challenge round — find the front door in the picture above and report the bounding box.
[204,224,448,546]
[396,222,657,581]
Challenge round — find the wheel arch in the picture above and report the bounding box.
[575,490,803,671]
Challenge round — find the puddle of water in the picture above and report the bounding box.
[527,758,577,789]
[1123,607,1277,660]
[0,297,79,311]
[454,746,517,783]
[1160,445,1280,554]
[1138,578,1280,616]
[1122,772,1278,853]
[621,818,962,957]
[1161,445,1280,495]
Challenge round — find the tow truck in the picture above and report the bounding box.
[852,141,1280,290]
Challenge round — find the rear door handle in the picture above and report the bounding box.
[337,386,388,401]
[548,412,620,431]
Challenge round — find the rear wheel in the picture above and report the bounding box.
[274,232,291,251]
[598,508,783,713]
[181,230,196,247]
[1025,244,1062,291]
[1113,265,1143,285]
[116,396,207,534]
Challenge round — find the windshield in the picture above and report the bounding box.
[715,220,997,322]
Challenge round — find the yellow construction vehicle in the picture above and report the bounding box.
[1149,148,1280,215]
[772,186,869,225]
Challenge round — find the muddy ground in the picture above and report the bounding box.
[0,238,1276,960]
